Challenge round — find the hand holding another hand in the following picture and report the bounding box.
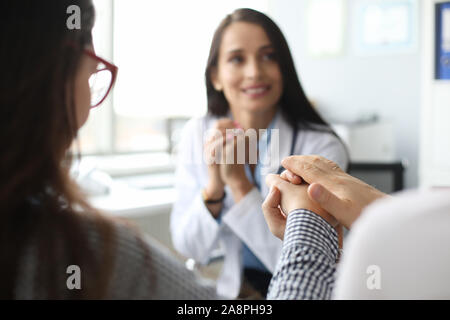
[280,155,389,229]
[262,174,338,240]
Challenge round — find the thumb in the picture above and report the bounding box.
[262,187,286,240]
[307,183,347,221]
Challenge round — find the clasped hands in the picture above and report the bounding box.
[204,118,255,212]
[262,155,388,240]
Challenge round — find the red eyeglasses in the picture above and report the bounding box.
[67,42,118,108]
[83,49,118,108]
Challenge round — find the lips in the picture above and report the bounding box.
[242,85,271,97]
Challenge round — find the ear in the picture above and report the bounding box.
[210,67,223,92]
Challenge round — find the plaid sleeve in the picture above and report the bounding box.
[266,209,339,300]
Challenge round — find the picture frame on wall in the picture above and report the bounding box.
[353,0,418,56]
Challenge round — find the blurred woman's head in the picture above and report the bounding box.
[0,0,116,299]
[205,8,331,130]
[0,0,95,206]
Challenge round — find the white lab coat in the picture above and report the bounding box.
[170,112,348,298]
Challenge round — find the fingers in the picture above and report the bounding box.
[204,125,242,164]
[215,118,236,130]
[233,120,243,129]
[262,187,286,240]
[281,155,342,185]
[220,132,248,165]
[265,173,290,190]
[207,119,255,165]
[282,155,338,171]
[262,186,282,211]
[281,156,322,185]
[206,118,241,144]
[280,170,302,185]
[307,183,349,227]
[204,135,225,165]
[214,119,239,140]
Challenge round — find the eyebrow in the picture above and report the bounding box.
[226,44,274,55]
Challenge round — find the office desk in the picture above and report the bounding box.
[348,161,406,193]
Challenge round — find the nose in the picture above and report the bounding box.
[244,58,262,80]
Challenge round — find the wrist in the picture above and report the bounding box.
[205,183,225,199]
[229,179,253,202]
[202,188,226,203]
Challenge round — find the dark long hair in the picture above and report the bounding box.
[205,8,334,133]
[0,0,118,299]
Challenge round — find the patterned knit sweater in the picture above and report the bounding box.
[14,215,219,299]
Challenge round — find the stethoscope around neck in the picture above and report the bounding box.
[250,123,298,190]
[276,124,298,175]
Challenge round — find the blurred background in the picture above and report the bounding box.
[73,0,450,277]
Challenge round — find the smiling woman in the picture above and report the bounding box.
[170,8,349,299]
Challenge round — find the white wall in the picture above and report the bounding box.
[268,0,422,188]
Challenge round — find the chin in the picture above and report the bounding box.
[242,101,278,114]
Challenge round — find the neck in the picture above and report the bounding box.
[230,106,277,132]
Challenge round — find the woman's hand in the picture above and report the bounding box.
[280,155,389,229]
[262,174,338,240]
[204,118,253,203]
[204,120,228,201]
[219,128,253,201]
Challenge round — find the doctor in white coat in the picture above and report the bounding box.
[170,8,348,299]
